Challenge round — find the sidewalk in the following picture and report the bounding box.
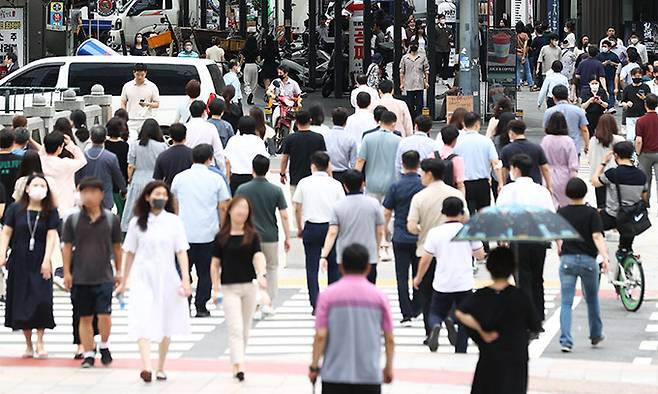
[1,352,657,393]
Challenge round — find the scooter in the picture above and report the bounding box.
[265,81,304,153]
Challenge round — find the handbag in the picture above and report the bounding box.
[614,180,651,235]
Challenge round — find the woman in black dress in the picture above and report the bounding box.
[0,174,60,358]
[456,247,541,394]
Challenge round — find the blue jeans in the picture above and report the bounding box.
[302,222,339,310]
[428,290,471,353]
[606,78,616,107]
[516,56,534,86]
[559,254,603,347]
[393,241,421,319]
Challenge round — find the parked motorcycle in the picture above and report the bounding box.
[321,51,351,97]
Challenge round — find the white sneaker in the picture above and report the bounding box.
[253,310,263,321]
[261,305,275,318]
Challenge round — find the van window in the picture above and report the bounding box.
[69,63,134,96]
[128,0,163,17]
[206,64,225,93]
[165,0,172,8]
[146,64,200,95]
[6,64,62,88]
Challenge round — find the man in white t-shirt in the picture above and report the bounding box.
[413,197,484,353]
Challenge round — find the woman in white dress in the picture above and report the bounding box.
[116,180,192,383]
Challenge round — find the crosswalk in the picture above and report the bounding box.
[0,289,225,359]
[0,286,562,359]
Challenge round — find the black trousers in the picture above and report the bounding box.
[322,382,380,394]
[302,222,340,310]
[547,97,556,108]
[600,211,635,251]
[594,186,606,209]
[513,243,547,322]
[393,241,421,319]
[187,242,214,310]
[230,173,253,195]
[429,290,471,353]
[436,51,451,80]
[419,259,436,336]
[367,263,378,284]
[406,90,424,120]
[464,179,491,215]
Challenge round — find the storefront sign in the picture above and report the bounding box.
[511,0,528,25]
[546,0,559,35]
[48,1,65,31]
[96,0,115,17]
[437,0,457,24]
[346,0,364,74]
[0,8,25,65]
[486,28,517,115]
[624,21,658,55]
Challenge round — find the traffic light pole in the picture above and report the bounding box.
[458,0,480,114]
[393,0,402,97]
[426,0,436,118]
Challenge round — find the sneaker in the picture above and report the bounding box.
[195,308,211,318]
[81,357,95,368]
[99,348,113,366]
[560,345,572,353]
[253,309,263,321]
[400,318,413,328]
[427,324,441,352]
[260,305,275,319]
[444,317,458,346]
[53,276,66,291]
[247,94,254,105]
[591,335,605,346]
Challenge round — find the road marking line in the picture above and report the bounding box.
[646,324,658,333]
[638,341,658,351]
[632,357,653,365]
[650,312,658,321]
[529,296,581,359]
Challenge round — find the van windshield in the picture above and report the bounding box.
[206,64,225,93]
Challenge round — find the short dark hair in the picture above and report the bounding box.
[463,112,481,129]
[510,153,533,177]
[373,105,388,122]
[5,52,17,63]
[89,125,107,144]
[295,110,311,126]
[380,110,397,125]
[486,247,516,279]
[332,107,349,126]
[106,117,127,139]
[309,105,325,126]
[78,176,104,192]
[342,169,364,193]
[587,45,599,57]
[133,63,147,72]
[613,141,634,159]
[252,154,270,176]
[341,243,370,273]
[168,123,187,142]
[228,59,240,69]
[311,151,330,171]
[0,127,14,149]
[208,98,225,116]
[277,64,290,74]
[356,74,368,85]
[113,108,129,122]
[601,40,611,47]
[415,115,432,133]
[628,51,640,64]
[551,60,564,73]
[192,143,214,164]
[44,131,65,154]
[440,125,460,145]
[507,119,526,135]
[402,150,420,170]
[565,177,588,199]
[189,100,207,118]
[238,116,257,135]
[441,196,464,217]
[185,79,201,98]
[552,84,569,100]
[420,158,445,180]
[379,79,394,94]
[14,127,29,145]
[356,92,372,109]
[630,67,643,77]
[545,112,569,135]
[646,94,658,110]
[12,115,27,129]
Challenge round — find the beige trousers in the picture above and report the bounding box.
[223,282,258,364]
[261,242,279,302]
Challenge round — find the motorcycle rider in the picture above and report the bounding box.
[270,64,302,100]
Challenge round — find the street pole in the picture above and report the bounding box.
[363,0,372,73]
[239,0,247,37]
[308,0,316,89]
[393,0,402,97]
[458,0,480,114]
[200,0,208,28]
[284,0,292,44]
[261,0,269,35]
[333,0,343,98]
[426,0,436,118]
[219,0,226,30]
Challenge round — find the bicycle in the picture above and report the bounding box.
[603,251,645,312]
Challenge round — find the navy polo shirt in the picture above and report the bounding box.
[382,172,424,243]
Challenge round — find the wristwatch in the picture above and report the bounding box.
[309,365,320,373]
[600,162,608,167]
[320,256,327,260]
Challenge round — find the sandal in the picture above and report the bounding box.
[156,371,167,381]
[140,370,152,383]
[36,343,48,358]
[22,347,34,358]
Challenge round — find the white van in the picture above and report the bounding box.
[0,56,225,126]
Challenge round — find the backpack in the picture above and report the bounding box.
[434,152,458,188]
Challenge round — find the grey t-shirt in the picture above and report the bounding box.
[62,209,122,285]
[330,194,384,263]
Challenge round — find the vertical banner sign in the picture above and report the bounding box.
[511,0,527,26]
[486,28,517,115]
[437,0,458,66]
[346,0,365,74]
[0,8,24,65]
[528,0,534,24]
[48,1,65,31]
[546,0,559,35]
[624,21,658,56]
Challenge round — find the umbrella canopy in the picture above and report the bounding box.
[453,204,582,243]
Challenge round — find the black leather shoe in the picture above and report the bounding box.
[195,309,211,318]
[235,371,245,381]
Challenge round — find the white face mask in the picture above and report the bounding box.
[630,38,639,44]
[590,84,599,94]
[601,47,609,53]
[28,186,47,201]
[509,170,518,181]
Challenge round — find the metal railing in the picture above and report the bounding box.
[0,87,80,114]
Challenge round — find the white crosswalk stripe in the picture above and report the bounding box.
[236,287,562,356]
[0,289,224,359]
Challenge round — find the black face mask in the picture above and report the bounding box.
[633,77,643,84]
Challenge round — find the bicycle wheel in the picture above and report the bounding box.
[618,256,645,312]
